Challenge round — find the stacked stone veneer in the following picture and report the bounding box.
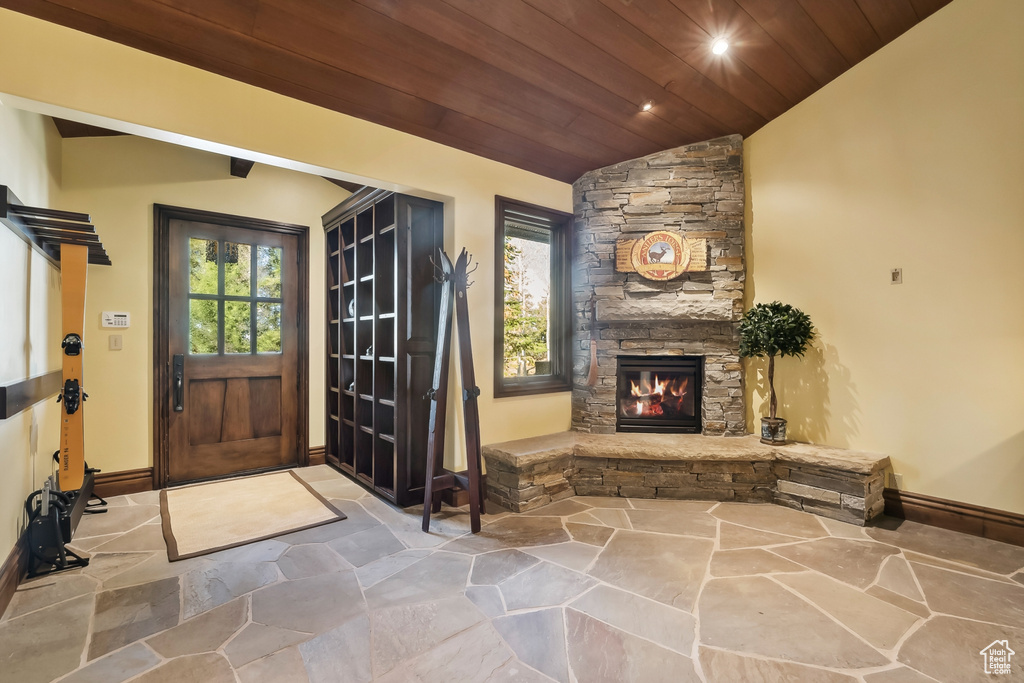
[483,433,888,526]
[570,458,774,503]
[572,135,746,436]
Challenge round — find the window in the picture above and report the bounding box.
[493,196,572,397]
[188,238,283,355]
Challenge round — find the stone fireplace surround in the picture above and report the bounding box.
[571,134,746,436]
[481,135,890,527]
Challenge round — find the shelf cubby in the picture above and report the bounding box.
[378,361,396,404]
[356,279,374,318]
[340,218,355,247]
[355,428,373,477]
[342,322,354,356]
[328,388,339,420]
[356,358,373,397]
[374,437,395,494]
[329,325,340,356]
[342,249,355,282]
[376,403,395,438]
[356,208,373,241]
[375,195,395,231]
[375,317,396,359]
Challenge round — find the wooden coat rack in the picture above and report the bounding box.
[421,248,487,534]
[1,185,112,267]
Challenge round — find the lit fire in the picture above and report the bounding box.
[624,374,689,418]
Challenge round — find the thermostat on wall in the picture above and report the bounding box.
[101,311,131,328]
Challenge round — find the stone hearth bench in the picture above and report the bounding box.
[482,432,889,526]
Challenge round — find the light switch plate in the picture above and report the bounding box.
[109,334,123,351]
[891,268,903,285]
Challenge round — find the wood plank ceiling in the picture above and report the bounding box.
[1,0,951,183]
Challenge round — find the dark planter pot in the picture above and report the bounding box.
[760,417,787,445]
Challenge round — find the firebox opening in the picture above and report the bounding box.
[616,356,703,434]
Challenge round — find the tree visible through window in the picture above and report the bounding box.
[494,197,572,397]
[503,231,550,377]
[188,238,283,354]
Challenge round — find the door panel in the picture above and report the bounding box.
[166,217,301,484]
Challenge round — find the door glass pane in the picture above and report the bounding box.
[189,299,218,354]
[189,238,218,295]
[256,303,282,353]
[224,242,251,296]
[257,245,283,298]
[224,301,252,354]
[503,224,552,378]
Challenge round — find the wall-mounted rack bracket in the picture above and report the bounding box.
[0,371,62,420]
[1,185,112,267]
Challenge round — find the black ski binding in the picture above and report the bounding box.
[57,379,82,414]
[61,333,83,356]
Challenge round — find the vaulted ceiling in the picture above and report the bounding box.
[2,0,951,183]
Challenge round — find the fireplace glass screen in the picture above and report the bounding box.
[616,356,702,433]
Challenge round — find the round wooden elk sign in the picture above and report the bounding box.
[629,231,691,281]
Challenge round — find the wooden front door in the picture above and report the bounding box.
[157,207,308,485]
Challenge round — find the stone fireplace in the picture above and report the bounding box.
[616,355,702,433]
[572,135,746,436]
[484,134,887,521]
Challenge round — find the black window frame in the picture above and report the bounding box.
[493,195,573,398]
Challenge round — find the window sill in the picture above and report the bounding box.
[494,377,572,399]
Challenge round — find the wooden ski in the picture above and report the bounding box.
[58,244,88,492]
[451,249,486,533]
[421,250,455,532]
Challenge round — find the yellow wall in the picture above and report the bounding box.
[744,0,1024,514]
[0,103,63,556]
[0,9,573,475]
[59,135,348,474]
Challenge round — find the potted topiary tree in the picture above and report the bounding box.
[739,301,816,445]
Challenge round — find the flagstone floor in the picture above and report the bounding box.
[3,464,1023,683]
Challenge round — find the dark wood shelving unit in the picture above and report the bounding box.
[323,189,442,506]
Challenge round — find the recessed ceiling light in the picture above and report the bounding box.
[712,38,729,55]
[640,100,654,112]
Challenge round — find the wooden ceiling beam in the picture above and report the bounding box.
[322,178,367,194]
[229,157,255,178]
[51,116,126,138]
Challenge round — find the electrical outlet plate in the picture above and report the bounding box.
[891,268,903,285]
[889,472,904,490]
[102,311,130,328]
